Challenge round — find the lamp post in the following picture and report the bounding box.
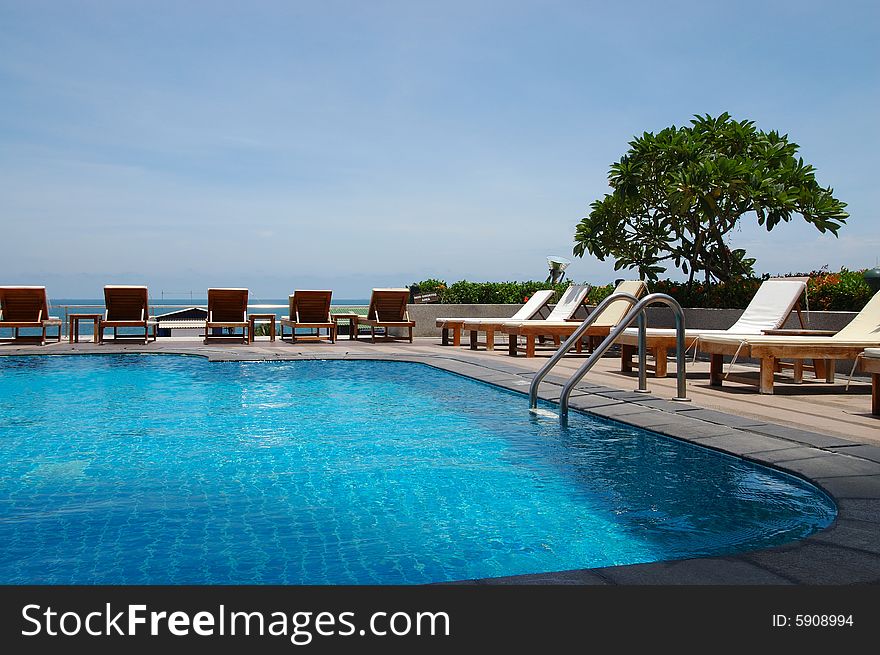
[546,256,571,284]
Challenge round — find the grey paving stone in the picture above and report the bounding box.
[609,411,694,430]
[782,456,880,480]
[653,422,753,442]
[566,395,625,410]
[698,433,797,456]
[588,405,662,419]
[744,424,854,448]
[629,398,703,412]
[594,557,794,585]
[807,475,880,499]
[539,390,565,402]
[810,519,880,555]
[462,371,522,383]
[595,390,659,401]
[834,498,880,524]
[471,364,530,375]
[572,383,614,392]
[740,542,880,584]
[745,446,831,464]
[828,444,880,464]
[671,407,768,428]
[475,570,609,585]
[570,385,617,394]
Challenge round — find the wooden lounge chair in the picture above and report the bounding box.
[435,289,556,349]
[503,281,644,357]
[861,348,880,415]
[354,288,415,343]
[98,285,158,344]
[698,289,880,394]
[280,290,336,343]
[460,288,563,351]
[204,288,249,344]
[616,278,807,377]
[0,286,62,345]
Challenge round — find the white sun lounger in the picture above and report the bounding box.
[435,289,556,348]
[616,278,807,377]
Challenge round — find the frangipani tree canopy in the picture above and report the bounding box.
[573,113,849,285]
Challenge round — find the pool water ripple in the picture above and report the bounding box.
[0,355,835,584]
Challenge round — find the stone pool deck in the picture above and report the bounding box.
[2,335,878,585]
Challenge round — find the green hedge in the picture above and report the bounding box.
[412,280,608,305]
[413,268,873,311]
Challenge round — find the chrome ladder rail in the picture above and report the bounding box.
[528,291,641,409]
[558,293,690,418]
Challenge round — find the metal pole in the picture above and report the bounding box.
[673,308,689,402]
[635,310,648,393]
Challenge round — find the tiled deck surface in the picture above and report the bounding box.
[2,335,878,585]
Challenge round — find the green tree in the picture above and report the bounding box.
[573,113,848,286]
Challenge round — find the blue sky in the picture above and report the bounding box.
[1,0,877,298]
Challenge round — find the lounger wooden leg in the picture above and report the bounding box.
[41,325,46,346]
[710,354,724,386]
[441,327,449,346]
[409,326,413,343]
[872,373,879,416]
[553,335,561,347]
[452,326,460,347]
[508,336,517,357]
[371,326,375,343]
[575,339,582,353]
[792,360,804,383]
[621,344,634,372]
[655,347,668,378]
[825,359,835,383]
[469,330,477,350]
[760,357,776,394]
[486,330,494,351]
[525,336,535,358]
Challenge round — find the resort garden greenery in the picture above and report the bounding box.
[572,113,849,288]
[411,269,874,312]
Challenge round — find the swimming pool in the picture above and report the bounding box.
[0,355,835,584]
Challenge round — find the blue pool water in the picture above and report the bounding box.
[0,355,835,584]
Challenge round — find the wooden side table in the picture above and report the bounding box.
[248,313,276,343]
[69,313,102,343]
[331,313,360,340]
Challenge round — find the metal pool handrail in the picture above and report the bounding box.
[528,291,641,409]
[558,293,690,418]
